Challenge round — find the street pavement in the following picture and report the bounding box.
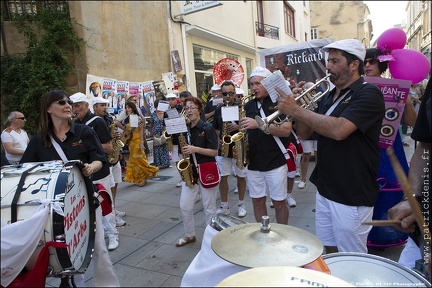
[46,132,416,287]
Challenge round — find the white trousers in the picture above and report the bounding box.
[74,206,119,286]
[180,182,218,237]
[93,176,118,238]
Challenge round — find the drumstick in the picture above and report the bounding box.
[362,220,401,226]
[386,147,431,240]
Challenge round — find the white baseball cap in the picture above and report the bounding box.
[235,88,245,95]
[211,84,221,91]
[165,93,177,99]
[322,39,366,61]
[92,97,109,106]
[250,66,272,78]
[70,92,88,103]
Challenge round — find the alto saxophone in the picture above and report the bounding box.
[221,121,232,157]
[232,94,254,169]
[107,114,125,164]
[162,130,173,151]
[176,133,196,188]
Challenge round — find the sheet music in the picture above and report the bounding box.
[166,108,180,118]
[221,106,239,122]
[260,70,292,102]
[165,117,188,134]
[212,97,223,106]
[129,114,139,127]
[158,100,169,111]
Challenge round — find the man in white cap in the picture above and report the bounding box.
[70,93,121,251]
[276,39,385,254]
[204,83,223,122]
[92,96,127,227]
[240,66,292,225]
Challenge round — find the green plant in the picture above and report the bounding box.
[1,5,86,135]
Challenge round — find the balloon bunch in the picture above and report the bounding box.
[376,28,430,84]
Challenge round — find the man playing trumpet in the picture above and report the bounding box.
[213,80,247,218]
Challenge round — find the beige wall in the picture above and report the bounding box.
[310,1,372,47]
[69,1,180,93]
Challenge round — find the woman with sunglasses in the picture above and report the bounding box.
[21,90,120,286]
[176,96,219,247]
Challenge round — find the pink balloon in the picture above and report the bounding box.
[377,28,407,52]
[389,49,430,84]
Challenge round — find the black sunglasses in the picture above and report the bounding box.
[57,99,74,106]
[15,117,26,120]
[222,91,236,96]
[364,58,379,65]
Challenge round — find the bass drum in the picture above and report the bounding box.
[1,161,96,276]
[323,252,431,287]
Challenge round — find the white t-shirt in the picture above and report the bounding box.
[1,128,29,164]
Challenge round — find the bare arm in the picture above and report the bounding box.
[182,145,218,157]
[2,142,25,155]
[401,98,417,127]
[101,141,114,154]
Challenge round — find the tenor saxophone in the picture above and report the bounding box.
[232,94,254,169]
[176,133,196,188]
[107,114,125,164]
[221,121,232,157]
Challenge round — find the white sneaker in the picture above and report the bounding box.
[217,206,230,215]
[270,201,274,208]
[286,194,297,207]
[108,236,119,251]
[295,170,301,177]
[237,204,247,217]
[115,216,126,227]
[298,181,306,189]
[195,193,202,203]
[176,181,183,187]
[234,188,238,193]
[116,210,126,217]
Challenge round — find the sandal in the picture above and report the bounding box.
[137,179,147,187]
[176,236,196,247]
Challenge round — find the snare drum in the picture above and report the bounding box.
[211,213,249,231]
[1,161,96,276]
[323,252,431,287]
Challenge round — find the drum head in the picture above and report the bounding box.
[52,161,96,274]
[323,252,431,287]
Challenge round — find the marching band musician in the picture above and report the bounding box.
[204,84,223,122]
[92,98,127,228]
[176,96,219,247]
[212,80,247,218]
[70,93,121,252]
[239,66,291,225]
[20,90,119,287]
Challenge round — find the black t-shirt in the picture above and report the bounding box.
[74,111,111,180]
[244,96,289,171]
[411,79,431,143]
[21,123,107,172]
[204,100,217,114]
[212,105,240,158]
[310,77,385,206]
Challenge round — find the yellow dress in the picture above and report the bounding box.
[123,123,158,184]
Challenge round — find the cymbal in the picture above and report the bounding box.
[215,266,354,287]
[211,223,323,268]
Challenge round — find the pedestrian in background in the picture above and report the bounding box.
[1,111,29,165]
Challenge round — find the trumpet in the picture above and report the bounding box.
[255,75,331,131]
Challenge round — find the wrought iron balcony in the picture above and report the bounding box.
[256,21,279,40]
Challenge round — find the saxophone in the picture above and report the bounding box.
[107,114,125,164]
[176,133,196,188]
[162,130,173,151]
[232,94,254,169]
[221,121,232,157]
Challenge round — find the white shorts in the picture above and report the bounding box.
[315,192,373,253]
[300,140,317,153]
[93,175,113,201]
[216,156,247,178]
[171,144,181,163]
[287,171,296,179]
[247,165,287,201]
[109,162,122,185]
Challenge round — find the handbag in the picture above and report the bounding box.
[153,134,166,147]
[197,161,220,188]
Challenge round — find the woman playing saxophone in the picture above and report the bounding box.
[176,96,219,247]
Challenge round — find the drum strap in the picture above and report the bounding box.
[11,164,44,223]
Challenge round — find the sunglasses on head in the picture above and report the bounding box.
[57,99,74,106]
[364,58,379,65]
[222,91,236,96]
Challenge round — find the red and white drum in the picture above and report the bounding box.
[323,252,431,287]
[1,161,96,276]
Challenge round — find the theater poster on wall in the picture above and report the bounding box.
[116,81,129,110]
[364,77,411,149]
[85,74,104,112]
[142,81,156,116]
[102,77,118,113]
[259,38,333,87]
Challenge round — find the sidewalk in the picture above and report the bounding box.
[46,133,417,287]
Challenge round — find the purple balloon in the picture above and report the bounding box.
[377,28,407,52]
[389,49,430,84]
